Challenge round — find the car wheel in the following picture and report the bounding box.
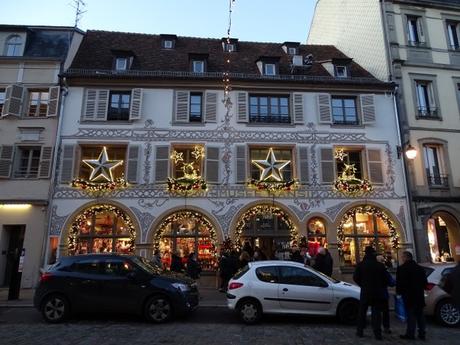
[41,294,69,323]
[337,300,359,325]
[435,299,460,327]
[237,299,262,324]
[144,295,173,323]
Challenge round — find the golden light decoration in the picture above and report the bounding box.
[82,147,123,182]
[252,148,291,182]
[170,151,184,164]
[192,146,205,160]
[334,148,348,161]
[333,148,373,196]
[168,146,207,193]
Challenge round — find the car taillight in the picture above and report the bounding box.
[425,282,435,291]
[40,272,53,283]
[228,282,244,290]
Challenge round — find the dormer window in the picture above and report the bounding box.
[335,65,347,78]
[226,43,235,52]
[5,35,22,56]
[264,63,276,76]
[115,57,128,71]
[160,34,177,49]
[221,38,239,52]
[163,40,173,49]
[288,47,297,55]
[192,60,205,73]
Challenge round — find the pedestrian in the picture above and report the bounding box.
[443,261,460,309]
[186,252,201,280]
[396,251,428,340]
[376,255,396,334]
[219,250,232,292]
[242,241,254,257]
[291,247,304,263]
[238,251,250,269]
[353,246,389,340]
[313,247,333,276]
[170,251,184,273]
[150,249,163,270]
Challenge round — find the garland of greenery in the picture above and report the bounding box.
[337,205,400,256]
[333,177,373,196]
[167,177,207,193]
[68,204,136,254]
[248,178,297,192]
[71,176,127,192]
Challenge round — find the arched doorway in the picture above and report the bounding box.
[427,211,460,263]
[153,210,219,272]
[337,205,400,267]
[68,204,136,255]
[235,204,297,260]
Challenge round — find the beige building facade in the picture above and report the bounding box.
[309,0,460,263]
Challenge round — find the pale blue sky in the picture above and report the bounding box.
[0,0,316,43]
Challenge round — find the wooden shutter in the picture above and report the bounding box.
[428,83,437,111]
[155,146,170,183]
[1,84,24,117]
[236,91,248,122]
[235,145,247,183]
[0,145,14,178]
[83,89,109,121]
[46,86,60,117]
[360,94,376,124]
[320,148,335,184]
[205,146,220,183]
[38,146,53,178]
[367,149,384,184]
[126,145,140,183]
[204,91,218,123]
[174,91,190,123]
[129,88,143,120]
[417,17,426,43]
[96,90,109,120]
[60,144,75,184]
[317,93,332,124]
[297,146,309,184]
[292,93,304,124]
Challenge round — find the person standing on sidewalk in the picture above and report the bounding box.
[396,251,428,341]
[376,255,396,334]
[353,246,389,340]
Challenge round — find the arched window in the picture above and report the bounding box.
[5,35,22,56]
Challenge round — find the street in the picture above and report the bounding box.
[0,307,459,345]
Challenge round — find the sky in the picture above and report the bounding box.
[0,0,317,43]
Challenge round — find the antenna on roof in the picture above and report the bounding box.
[70,0,87,28]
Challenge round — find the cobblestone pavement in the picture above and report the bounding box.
[0,307,459,345]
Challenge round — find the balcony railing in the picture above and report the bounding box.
[417,107,439,119]
[408,40,427,48]
[427,174,449,188]
[249,115,291,124]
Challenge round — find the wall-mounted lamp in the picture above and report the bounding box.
[397,143,417,160]
[0,203,32,210]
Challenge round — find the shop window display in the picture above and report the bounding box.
[428,216,454,263]
[307,218,327,257]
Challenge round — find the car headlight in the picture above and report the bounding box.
[172,283,190,292]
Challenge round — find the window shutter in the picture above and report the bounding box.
[46,86,60,117]
[129,88,143,120]
[204,91,218,123]
[320,148,334,184]
[317,93,332,124]
[205,146,220,183]
[417,18,426,43]
[428,83,437,110]
[360,94,376,124]
[367,149,384,184]
[236,145,247,183]
[155,146,170,183]
[83,89,109,121]
[96,90,109,120]
[174,91,190,123]
[38,146,53,179]
[60,144,75,184]
[292,93,304,124]
[126,145,141,183]
[0,145,14,178]
[1,84,24,117]
[83,89,97,120]
[236,92,249,122]
[297,146,309,184]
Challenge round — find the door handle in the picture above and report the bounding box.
[283,288,288,292]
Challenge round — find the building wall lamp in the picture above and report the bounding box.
[397,143,417,160]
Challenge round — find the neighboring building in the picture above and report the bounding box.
[0,25,83,289]
[47,30,412,279]
[309,0,460,264]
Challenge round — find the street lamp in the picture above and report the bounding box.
[405,144,417,160]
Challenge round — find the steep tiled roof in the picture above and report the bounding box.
[68,30,381,83]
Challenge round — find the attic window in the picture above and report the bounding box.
[288,47,297,55]
[335,66,348,78]
[264,63,276,76]
[115,57,128,71]
[5,35,22,56]
[192,60,205,73]
[163,40,173,49]
[225,43,236,52]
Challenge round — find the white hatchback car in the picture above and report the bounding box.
[227,260,361,324]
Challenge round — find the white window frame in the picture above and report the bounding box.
[415,80,437,117]
[163,40,173,49]
[226,43,235,52]
[5,35,22,56]
[115,57,128,71]
[27,90,49,117]
[192,60,205,73]
[14,146,41,178]
[447,21,460,50]
[288,47,297,55]
[0,89,5,114]
[264,63,276,76]
[423,144,447,187]
[335,66,347,78]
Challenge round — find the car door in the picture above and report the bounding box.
[252,265,281,313]
[278,265,333,314]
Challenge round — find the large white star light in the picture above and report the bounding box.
[83,147,123,182]
[252,148,290,182]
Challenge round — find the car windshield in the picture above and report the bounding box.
[132,256,161,275]
[233,265,250,279]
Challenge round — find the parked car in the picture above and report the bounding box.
[421,263,460,327]
[226,260,360,324]
[34,254,199,323]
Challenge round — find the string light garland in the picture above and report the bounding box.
[248,178,297,192]
[333,148,373,196]
[68,204,136,254]
[71,176,127,191]
[336,205,400,256]
[167,146,207,193]
[223,0,236,109]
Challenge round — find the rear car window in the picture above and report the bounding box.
[233,265,250,280]
[423,266,435,278]
[441,268,454,277]
[255,266,279,283]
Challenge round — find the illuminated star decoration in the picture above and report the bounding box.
[252,148,290,182]
[192,146,205,160]
[334,148,348,161]
[170,151,184,164]
[83,147,123,182]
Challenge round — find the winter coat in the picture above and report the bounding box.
[219,255,233,279]
[314,252,333,276]
[396,259,428,309]
[291,251,304,264]
[170,255,184,273]
[443,263,460,308]
[186,258,201,279]
[353,253,389,306]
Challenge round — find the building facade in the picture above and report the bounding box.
[0,25,83,289]
[309,0,460,264]
[46,30,412,279]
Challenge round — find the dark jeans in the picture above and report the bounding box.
[405,306,426,338]
[357,301,382,336]
[382,299,390,330]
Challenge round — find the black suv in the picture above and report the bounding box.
[34,254,199,323]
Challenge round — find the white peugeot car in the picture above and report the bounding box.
[227,260,360,324]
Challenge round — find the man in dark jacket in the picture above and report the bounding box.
[353,246,389,340]
[314,247,333,276]
[396,251,428,340]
